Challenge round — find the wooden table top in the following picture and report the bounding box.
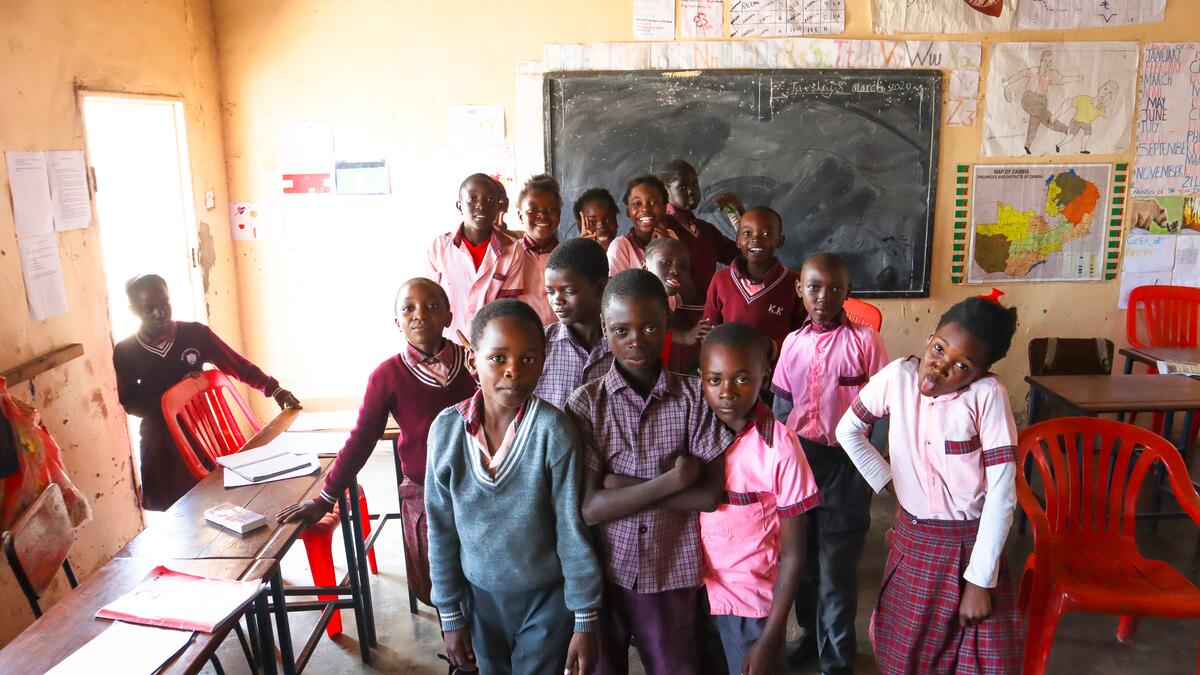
[0,557,260,675]
[118,408,331,561]
[1120,346,1200,367]
[1026,374,1200,413]
[287,409,400,442]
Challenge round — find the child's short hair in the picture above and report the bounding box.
[602,269,669,316]
[659,159,697,186]
[459,173,498,196]
[573,187,619,221]
[644,236,687,261]
[125,274,167,300]
[545,238,608,284]
[470,299,546,349]
[518,173,562,208]
[703,322,771,368]
[744,206,784,227]
[622,175,669,206]
[802,251,849,276]
[394,277,450,320]
[936,297,1019,367]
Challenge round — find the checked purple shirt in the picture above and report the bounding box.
[534,322,615,410]
[566,366,733,593]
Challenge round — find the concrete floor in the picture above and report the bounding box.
[203,442,1200,674]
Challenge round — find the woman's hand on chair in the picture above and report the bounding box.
[277,499,327,525]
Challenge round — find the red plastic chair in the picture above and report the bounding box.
[844,297,883,332]
[1016,417,1200,674]
[1126,285,1200,435]
[161,370,378,637]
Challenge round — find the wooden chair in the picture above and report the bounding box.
[1016,417,1200,674]
[2,483,77,617]
[844,297,883,331]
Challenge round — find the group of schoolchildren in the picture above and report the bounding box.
[115,160,1024,675]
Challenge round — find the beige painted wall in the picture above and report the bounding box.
[212,0,1200,415]
[0,0,240,645]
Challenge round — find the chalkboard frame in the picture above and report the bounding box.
[543,68,942,299]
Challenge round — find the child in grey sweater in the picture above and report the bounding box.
[426,299,602,675]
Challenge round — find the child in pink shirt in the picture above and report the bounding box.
[516,173,563,326]
[699,323,821,675]
[836,293,1022,675]
[426,173,525,339]
[770,253,887,674]
[607,175,675,277]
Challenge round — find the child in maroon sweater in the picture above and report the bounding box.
[660,159,741,299]
[703,207,807,355]
[279,277,476,605]
[112,274,299,511]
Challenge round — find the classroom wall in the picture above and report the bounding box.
[0,0,239,645]
[212,1,1200,414]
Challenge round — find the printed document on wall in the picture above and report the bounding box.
[981,42,1139,157]
[1018,0,1166,30]
[1134,43,1200,197]
[17,233,68,321]
[634,0,675,40]
[47,151,92,231]
[5,151,54,238]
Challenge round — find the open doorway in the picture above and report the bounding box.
[81,94,205,510]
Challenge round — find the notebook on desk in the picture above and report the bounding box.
[96,566,262,633]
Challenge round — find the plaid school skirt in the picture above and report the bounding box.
[870,511,1021,675]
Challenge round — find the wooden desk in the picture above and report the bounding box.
[1120,346,1200,372]
[287,409,400,442]
[1025,374,1200,415]
[0,557,265,675]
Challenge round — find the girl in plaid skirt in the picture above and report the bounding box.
[835,293,1022,674]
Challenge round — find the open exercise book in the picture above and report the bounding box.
[1157,360,1200,379]
[96,565,263,633]
[216,440,319,488]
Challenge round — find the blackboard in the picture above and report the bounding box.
[545,69,942,298]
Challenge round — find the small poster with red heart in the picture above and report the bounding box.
[229,201,277,241]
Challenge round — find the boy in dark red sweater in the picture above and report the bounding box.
[702,207,806,354]
[660,159,740,300]
[279,277,476,606]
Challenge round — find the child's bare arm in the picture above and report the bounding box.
[601,454,726,513]
[745,513,807,674]
[581,462,694,526]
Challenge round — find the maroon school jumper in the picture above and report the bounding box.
[316,342,476,606]
[702,258,808,350]
[112,322,280,511]
[665,204,739,299]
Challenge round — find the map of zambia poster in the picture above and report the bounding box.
[968,164,1113,283]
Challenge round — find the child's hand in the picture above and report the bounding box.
[565,631,598,675]
[713,191,745,217]
[742,632,783,675]
[652,222,673,240]
[675,318,712,346]
[443,629,476,671]
[959,581,993,627]
[672,455,702,490]
[274,388,302,410]
[277,499,328,525]
[455,330,477,377]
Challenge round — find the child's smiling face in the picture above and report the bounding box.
[701,342,766,430]
[643,242,690,298]
[580,200,618,246]
[470,315,545,412]
[737,210,784,268]
[919,321,989,397]
[520,189,561,246]
[626,183,667,238]
[667,167,701,211]
[458,177,499,236]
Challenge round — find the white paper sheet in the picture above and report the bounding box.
[1173,235,1200,286]
[982,42,1139,157]
[288,409,361,432]
[229,202,278,241]
[47,622,193,675]
[279,121,334,175]
[871,0,1016,34]
[1018,0,1166,30]
[222,460,319,488]
[46,150,91,231]
[5,150,54,238]
[270,431,354,455]
[681,0,724,38]
[216,444,311,481]
[1134,43,1200,197]
[1119,270,1171,309]
[634,0,675,40]
[515,61,546,182]
[447,105,506,147]
[1122,233,1177,273]
[17,233,68,321]
[731,0,844,37]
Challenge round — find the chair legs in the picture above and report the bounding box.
[301,529,342,637]
[357,491,379,575]
[1117,615,1140,642]
[1022,585,1064,675]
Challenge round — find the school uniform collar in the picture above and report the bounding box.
[520,233,559,255]
[451,225,509,256]
[402,339,456,370]
[455,389,530,436]
[135,322,178,358]
[621,230,652,252]
[548,322,610,356]
[731,258,786,287]
[734,400,776,446]
[666,204,699,236]
[801,312,851,335]
[603,363,679,399]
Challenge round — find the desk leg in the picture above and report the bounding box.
[255,588,279,675]
[1118,356,1134,422]
[338,493,372,663]
[1019,388,1042,535]
[347,484,378,647]
[270,567,297,675]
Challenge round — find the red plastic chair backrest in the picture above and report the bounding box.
[160,370,263,480]
[1017,417,1196,542]
[844,297,883,332]
[1125,284,1200,349]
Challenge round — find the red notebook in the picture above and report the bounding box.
[96,566,263,633]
